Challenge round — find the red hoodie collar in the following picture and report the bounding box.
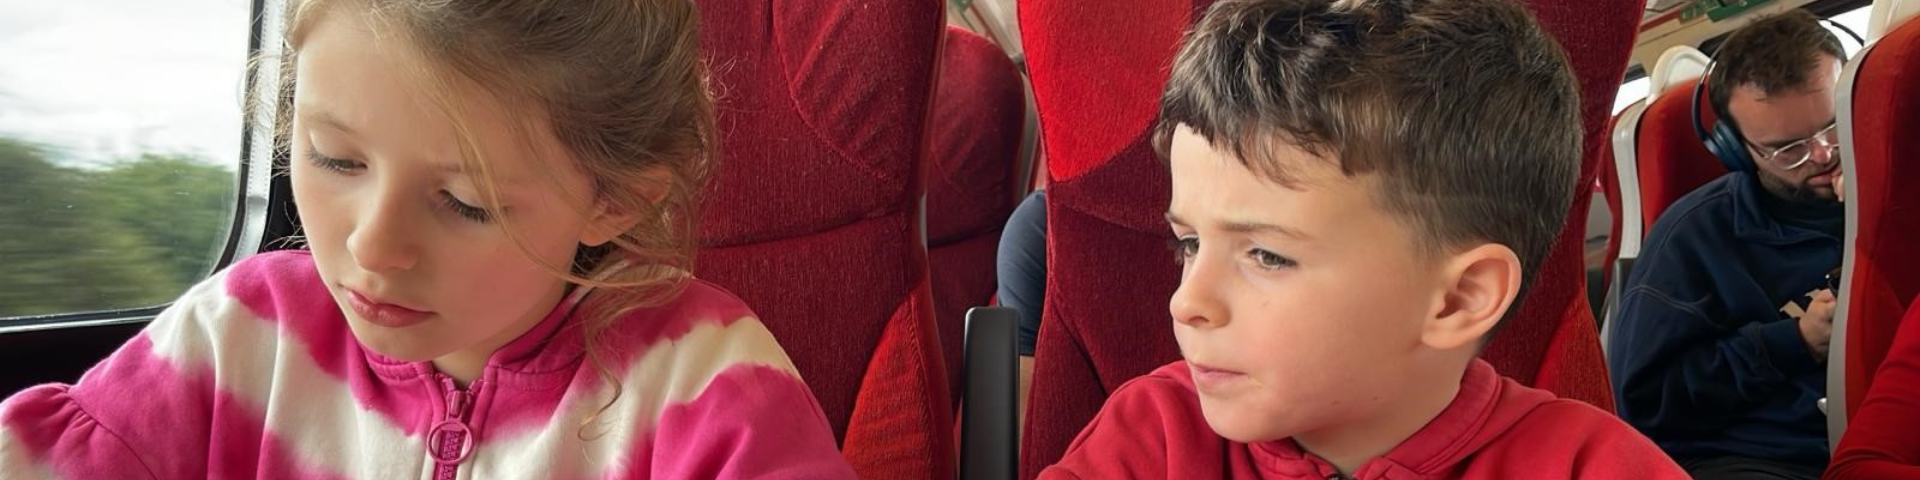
[1249,359,1546,478]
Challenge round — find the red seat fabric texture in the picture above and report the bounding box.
[928,25,1028,411]
[693,1,953,478]
[1828,297,1920,479]
[1633,76,1729,232]
[1839,18,1920,420]
[1016,1,1639,477]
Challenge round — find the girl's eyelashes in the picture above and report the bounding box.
[306,146,362,173]
[440,192,494,223]
[308,145,496,223]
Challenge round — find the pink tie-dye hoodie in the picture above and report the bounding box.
[0,250,857,479]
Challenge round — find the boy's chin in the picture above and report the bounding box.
[1197,396,1291,443]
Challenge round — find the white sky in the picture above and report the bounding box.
[0,0,253,168]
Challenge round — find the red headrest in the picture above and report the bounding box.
[694,1,953,478]
[1634,77,1729,230]
[928,26,1026,246]
[1476,0,1637,412]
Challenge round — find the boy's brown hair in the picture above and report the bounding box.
[1706,10,1846,120]
[1152,0,1582,330]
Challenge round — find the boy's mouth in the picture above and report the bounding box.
[1190,362,1248,390]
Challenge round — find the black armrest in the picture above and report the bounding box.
[959,307,1018,480]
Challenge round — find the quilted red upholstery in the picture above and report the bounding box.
[928,26,1027,410]
[692,1,953,478]
[1632,77,1729,231]
[1016,1,1637,476]
[1840,17,1920,419]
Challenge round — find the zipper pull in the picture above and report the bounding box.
[428,376,476,465]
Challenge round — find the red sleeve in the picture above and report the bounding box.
[1563,404,1691,480]
[1826,305,1920,480]
[1483,401,1691,479]
[1039,368,1215,479]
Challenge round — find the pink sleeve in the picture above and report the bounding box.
[644,365,858,479]
[0,333,215,480]
[0,272,247,480]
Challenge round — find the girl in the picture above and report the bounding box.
[0,0,855,478]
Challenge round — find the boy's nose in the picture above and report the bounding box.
[1170,262,1228,329]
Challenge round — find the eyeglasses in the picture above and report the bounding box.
[1746,123,1840,171]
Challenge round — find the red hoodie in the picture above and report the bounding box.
[1040,359,1687,479]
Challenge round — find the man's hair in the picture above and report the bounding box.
[1708,10,1846,116]
[1153,0,1582,330]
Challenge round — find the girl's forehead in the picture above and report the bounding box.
[293,34,574,191]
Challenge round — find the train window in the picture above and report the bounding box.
[1612,75,1652,115]
[1827,5,1871,56]
[0,1,256,323]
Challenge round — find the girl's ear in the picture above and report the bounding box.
[578,166,671,247]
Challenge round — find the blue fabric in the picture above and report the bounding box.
[1608,171,1843,469]
[998,190,1047,356]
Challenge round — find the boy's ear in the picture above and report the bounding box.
[1421,243,1523,350]
[578,166,673,247]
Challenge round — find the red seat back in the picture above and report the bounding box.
[1836,14,1920,430]
[928,25,1027,410]
[1632,77,1729,230]
[1487,0,1637,412]
[1015,3,1193,477]
[692,1,952,478]
[1017,1,1637,476]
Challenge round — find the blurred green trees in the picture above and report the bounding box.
[0,137,235,318]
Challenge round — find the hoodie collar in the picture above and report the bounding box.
[1729,171,1844,245]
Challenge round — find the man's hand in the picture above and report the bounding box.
[1802,289,1837,361]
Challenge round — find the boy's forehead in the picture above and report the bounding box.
[1168,126,1391,234]
[1170,125,1348,189]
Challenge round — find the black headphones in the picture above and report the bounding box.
[1690,17,1865,173]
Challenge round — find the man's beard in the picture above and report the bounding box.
[1759,168,1839,206]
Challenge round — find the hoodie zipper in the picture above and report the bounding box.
[429,374,477,480]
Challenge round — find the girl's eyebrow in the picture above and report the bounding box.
[298,107,357,135]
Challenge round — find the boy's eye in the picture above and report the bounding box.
[1169,236,1200,265]
[440,192,494,223]
[306,147,363,173]
[1248,248,1296,270]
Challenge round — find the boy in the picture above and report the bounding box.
[1039,0,1688,478]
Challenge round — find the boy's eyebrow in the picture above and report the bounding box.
[1165,212,1313,240]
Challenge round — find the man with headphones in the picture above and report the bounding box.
[1607,10,1851,480]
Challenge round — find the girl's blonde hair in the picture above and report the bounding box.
[266,0,716,433]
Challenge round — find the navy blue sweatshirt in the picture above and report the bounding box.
[1608,171,1843,468]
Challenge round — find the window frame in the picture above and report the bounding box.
[0,0,285,334]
